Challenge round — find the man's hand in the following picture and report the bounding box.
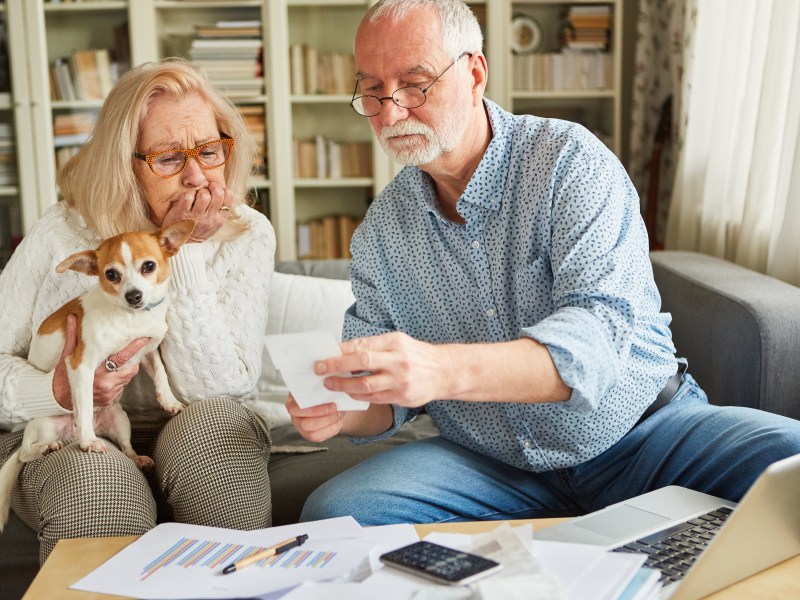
[313,332,453,408]
[285,394,345,442]
[53,314,150,410]
[162,182,233,242]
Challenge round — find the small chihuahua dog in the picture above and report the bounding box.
[0,220,195,531]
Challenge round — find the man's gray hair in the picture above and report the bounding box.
[365,0,483,59]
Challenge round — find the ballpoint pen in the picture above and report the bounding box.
[222,534,309,575]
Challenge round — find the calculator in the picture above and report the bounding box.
[379,541,503,585]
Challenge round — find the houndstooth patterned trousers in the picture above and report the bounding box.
[0,398,272,563]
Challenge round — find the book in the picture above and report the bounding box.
[71,49,102,100]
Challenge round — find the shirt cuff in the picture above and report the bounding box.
[348,405,418,445]
[16,369,73,418]
[169,242,208,290]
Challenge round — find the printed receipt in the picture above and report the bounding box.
[264,329,369,411]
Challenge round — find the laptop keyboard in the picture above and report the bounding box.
[611,506,733,584]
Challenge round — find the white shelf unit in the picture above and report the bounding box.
[2,0,624,262]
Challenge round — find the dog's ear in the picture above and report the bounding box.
[56,250,99,276]
[156,220,196,256]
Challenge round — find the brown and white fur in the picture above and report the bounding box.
[0,220,195,531]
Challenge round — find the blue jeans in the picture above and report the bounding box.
[300,375,800,525]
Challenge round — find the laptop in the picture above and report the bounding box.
[537,453,800,600]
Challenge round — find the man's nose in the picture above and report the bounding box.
[376,98,409,126]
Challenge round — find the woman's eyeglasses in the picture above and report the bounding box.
[133,134,235,178]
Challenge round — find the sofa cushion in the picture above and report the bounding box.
[255,271,355,426]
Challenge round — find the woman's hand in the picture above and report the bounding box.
[286,394,345,443]
[52,314,149,410]
[161,181,233,243]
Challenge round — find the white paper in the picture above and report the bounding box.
[264,330,369,411]
[280,582,414,600]
[405,529,644,600]
[531,539,646,600]
[424,527,564,600]
[71,517,375,599]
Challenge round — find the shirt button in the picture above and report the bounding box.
[523,439,532,449]
[486,307,495,317]
[471,240,480,249]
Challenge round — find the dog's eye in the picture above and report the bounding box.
[105,269,120,283]
[141,261,156,274]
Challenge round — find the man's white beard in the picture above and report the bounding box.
[379,109,468,166]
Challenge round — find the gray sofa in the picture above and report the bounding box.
[3,251,800,598]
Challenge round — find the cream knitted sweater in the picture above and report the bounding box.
[0,202,275,430]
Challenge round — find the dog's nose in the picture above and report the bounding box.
[125,289,143,306]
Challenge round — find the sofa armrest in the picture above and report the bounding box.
[650,251,800,419]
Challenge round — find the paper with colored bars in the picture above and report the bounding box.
[71,518,377,599]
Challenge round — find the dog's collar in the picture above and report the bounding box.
[144,297,166,311]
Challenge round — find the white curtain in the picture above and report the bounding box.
[666,0,800,285]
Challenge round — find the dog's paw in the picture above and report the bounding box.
[133,455,155,471]
[158,395,185,415]
[45,441,65,454]
[80,439,108,454]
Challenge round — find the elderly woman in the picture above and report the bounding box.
[0,58,274,561]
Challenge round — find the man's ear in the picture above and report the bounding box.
[157,219,196,256]
[56,250,99,276]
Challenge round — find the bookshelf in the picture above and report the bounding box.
[483,0,622,154]
[0,2,22,269]
[1,0,625,263]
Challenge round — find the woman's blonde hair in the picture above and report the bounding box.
[57,57,260,238]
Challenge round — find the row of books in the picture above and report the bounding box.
[49,49,122,101]
[512,52,612,92]
[55,146,80,173]
[0,122,16,186]
[297,214,362,260]
[238,105,268,176]
[189,21,264,99]
[289,44,356,96]
[563,5,612,51]
[294,135,371,180]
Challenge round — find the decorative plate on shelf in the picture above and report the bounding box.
[511,14,542,54]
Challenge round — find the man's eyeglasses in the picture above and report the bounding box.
[133,134,235,178]
[350,52,472,118]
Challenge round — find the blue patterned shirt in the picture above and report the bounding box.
[344,99,677,471]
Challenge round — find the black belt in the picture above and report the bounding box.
[636,362,688,427]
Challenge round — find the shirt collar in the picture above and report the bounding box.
[459,98,512,212]
[412,98,512,218]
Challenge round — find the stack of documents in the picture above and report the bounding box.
[71,517,660,599]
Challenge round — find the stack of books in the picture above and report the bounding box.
[189,20,263,99]
[562,5,612,51]
[289,44,356,96]
[297,214,362,260]
[294,135,371,179]
[53,111,96,170]
[0,122,17,186]
[49,49,118,101]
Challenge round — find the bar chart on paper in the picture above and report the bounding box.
[71,519,378,599]
[142,537,338,580]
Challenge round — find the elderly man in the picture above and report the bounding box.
[288,0,800,525]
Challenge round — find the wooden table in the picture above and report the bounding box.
[22,519,800,599]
